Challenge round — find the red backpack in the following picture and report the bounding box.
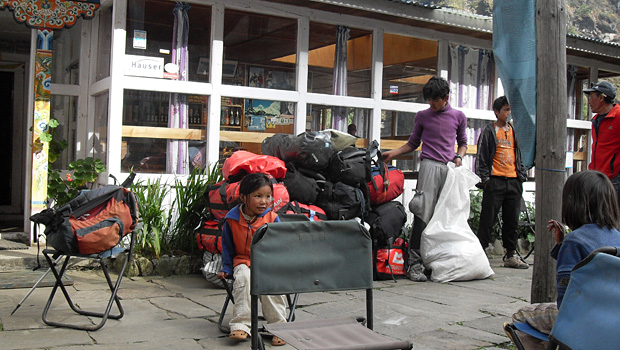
[367,163,404,205]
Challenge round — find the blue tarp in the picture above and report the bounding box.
[493,0,537,169]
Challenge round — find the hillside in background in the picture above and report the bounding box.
[427,0,620,44]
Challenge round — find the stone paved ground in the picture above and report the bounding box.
[0,252,531,350]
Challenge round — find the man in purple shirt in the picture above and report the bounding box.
[383,76,468,282]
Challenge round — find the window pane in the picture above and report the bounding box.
[93,93,109,165]
[51,24,82,84]
[123,90,207,129]
[307,105,370,139]
[382,33,437,101]
[122,89,209,174]
[96,6,113,81]
[308,23,372,98]
[49,95,78,169]
[126,0,211,83]
[223,9,297,90]
[381,110,417,172]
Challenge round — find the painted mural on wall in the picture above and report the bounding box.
[0,0,99,30]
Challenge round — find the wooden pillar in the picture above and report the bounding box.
[532,0,567,303]
[30,30,54,219]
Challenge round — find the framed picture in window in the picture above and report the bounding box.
[222,60,238,78]
[249,67,264,87]
[197,57,209,75]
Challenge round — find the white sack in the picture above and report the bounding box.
[420,163,494,282]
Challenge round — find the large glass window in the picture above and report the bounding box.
[382,33,437,101]
[308,23,372,98]
[126,0,211,83]
[223,9,297,89]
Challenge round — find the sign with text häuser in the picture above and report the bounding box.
[125,55,164,78]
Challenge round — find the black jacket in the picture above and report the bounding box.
[475,122,528,188]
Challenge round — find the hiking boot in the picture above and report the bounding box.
[406,263,427,282]
[504,256,529,269]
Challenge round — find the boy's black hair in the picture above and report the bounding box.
[562,170,620,230]
[493,96,510,113]
[422,76,450,101]
[239,173,273,196]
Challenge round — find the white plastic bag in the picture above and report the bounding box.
[420,163,494,282]
[202,251,225,288]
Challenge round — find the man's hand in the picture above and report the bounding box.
[454,157,463,167]
[217,271,228,280]
[383,150,395,163]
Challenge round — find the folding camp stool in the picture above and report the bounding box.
[41,230,136,331]
[250,220,413,350]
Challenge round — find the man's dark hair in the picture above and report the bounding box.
[562,170,620,230]
[493,96,509,113]
[422,76,450,101]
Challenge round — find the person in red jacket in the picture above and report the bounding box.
[584,80,620,205]
[217,173,286,346]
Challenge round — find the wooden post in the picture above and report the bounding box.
[532,0,567,303]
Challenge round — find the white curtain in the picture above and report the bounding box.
[331,26,349,132]
[448,44,494,110]
[167,3,190,174]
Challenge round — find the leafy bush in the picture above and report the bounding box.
[131,163,223,257]
[47,157,106,207]
[131,177,171,258]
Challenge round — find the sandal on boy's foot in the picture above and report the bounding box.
[272,336,286,346]
[230,330,249,340]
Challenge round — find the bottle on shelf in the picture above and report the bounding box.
[225,108,230,125]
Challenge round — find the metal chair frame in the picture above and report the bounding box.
[41,231,135,331]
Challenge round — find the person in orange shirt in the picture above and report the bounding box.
[217,173,286,346]
[475,96,528,269]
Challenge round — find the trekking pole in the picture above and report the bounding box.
[10,255,63,316]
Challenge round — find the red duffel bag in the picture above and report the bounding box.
[367,164,404,205]
[222,150,287,181]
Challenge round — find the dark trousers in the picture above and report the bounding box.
[612,173,620,208]
[477,176,523,252]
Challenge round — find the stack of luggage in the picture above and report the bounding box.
[197,130,408,284]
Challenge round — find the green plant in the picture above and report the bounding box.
[131,177,171,258]
[166,164,223,254]
[468,189,536,246]
[47,157,106,207]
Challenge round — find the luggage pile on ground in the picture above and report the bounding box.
[196,129,407,284]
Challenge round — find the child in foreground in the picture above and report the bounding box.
[506,170,620,349]
[217,173,287,346]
